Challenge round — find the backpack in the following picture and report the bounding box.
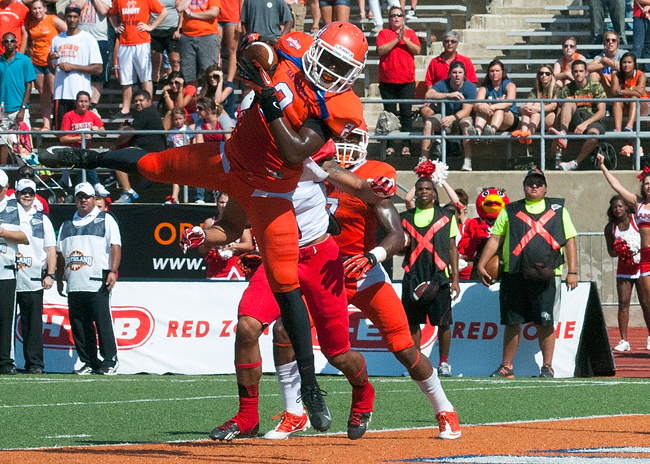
[590,142,617,170]
[375,110,401,135]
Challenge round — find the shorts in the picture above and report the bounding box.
[0,109,30,146]
[506,113,520,132]
[346,264,414,353]
[91,40,113,85]
[640,247,650,277]
[34,64,51,75]
[319,0,350,7]
[431,113,471,134]
[179,33,220,83]
[117,43,152,86]
[402,279,453,328]
[499,272,561,326]
[570,110,606,135]
[218,21,238,27]
[151,28,180,55]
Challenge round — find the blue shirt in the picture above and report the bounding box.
[0,52,37,113]
[432,78,477,115]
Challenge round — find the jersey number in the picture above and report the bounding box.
[274,82,294,110]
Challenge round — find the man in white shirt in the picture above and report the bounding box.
[0,168,28,375]
[48,4,103,130]
[15,178,56,374]
[56,182,121,375]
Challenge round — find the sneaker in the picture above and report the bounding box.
[96,364,118,375]
[431,140,442,159]
[371,25,383,33]
[551,128,568,149]
[437,362,452,377]
[647,336,650,350]
[114,190,139,204]
[466,124,477,137]
[558,160,578,171]
[90,107,102,119]
[613,340,631,352]
[300,384,332,432]
[347,411,372,440]
[0,364,17,375]
[483,124,495,136]
[104,173,117,187]
[109,110,132,121]
[94,183,110,197]
[164,195,179,205]
[436,409,461,439]
[461,157,472,171]
[539,364,554,378]
[72,364,94,375]
[263,410,310,439]
[490,364,514,378]
[41,146,98,169]
[26,367,43,374]
[418,156,428,164]
[194,199,205,204]
[405,9,416,18]
[209,419,259,442]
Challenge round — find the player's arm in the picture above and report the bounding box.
[372,199,406,258]
[321,160,389,205]
[181,198,249,252]
[269,115,329,166]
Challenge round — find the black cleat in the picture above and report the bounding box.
[209,420,259,442]
[299,385,331,432]
[539,364,554,378]
[39,146,99,169]
[347,411,371,440]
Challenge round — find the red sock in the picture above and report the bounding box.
[439,356,449,365]
[233,384,259,431]
[351,381,375,414]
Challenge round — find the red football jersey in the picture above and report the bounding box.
[327,160,396,257]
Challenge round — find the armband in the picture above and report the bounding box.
[369,246,388,264]
[259,87,283,123]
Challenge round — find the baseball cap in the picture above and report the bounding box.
[523,168,546,185]
[74,182,95,196]
[16,179,36,192]
[0,168,7,188]
[65,3,82,14]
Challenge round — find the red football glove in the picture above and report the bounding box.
[475,222,491,240]
[343,252,378,280]
[370,175,396,198]
[237,57,273,93]
[310,138,337,165]
[180,226,206,254]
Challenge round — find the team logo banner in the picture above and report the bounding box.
[13,282,609,377]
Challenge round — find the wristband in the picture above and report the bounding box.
[369,246,387,264]
[259,87,283,123]
[453,114,459,121]
[109,270,117,274]
[567,271,577,275]
[47,274,55,279]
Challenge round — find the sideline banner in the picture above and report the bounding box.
[48,204,219,279]
[15,282,602,377]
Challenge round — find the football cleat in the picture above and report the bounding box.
[347,411,372,440]
[72,364,95,375]
[437,362,452,377]
[209,419,259,442]
[41,146,98,169]
[263,410,310,439]
[490,364,514,378]
[299,385,332,432]
[436,409,461,439]
[539,364,554,378]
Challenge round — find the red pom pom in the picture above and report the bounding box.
[414,160,436,178]
[613,238,634,263]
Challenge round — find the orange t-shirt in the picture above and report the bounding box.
[182,0,221,37]
[0,1,29,54]
[217,0,239,23]
[624,69,650,98]
[27,15,59,67]
[110,0,165,45]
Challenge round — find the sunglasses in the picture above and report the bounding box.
[389,13,403,18]
[563,44,576,48]
[209,74,220,80]
[2,39,16,44]
[538,71,552,76]
[524,179,545,188]
[75,193,93,200]
[18,172,35,179]
[19,189,35,196]
[197,106,206,111]
[170,81,182,86]
[605,38,618,43]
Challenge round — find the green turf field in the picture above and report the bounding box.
[1,374,649,450]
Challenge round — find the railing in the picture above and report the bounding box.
[368,96,650,170]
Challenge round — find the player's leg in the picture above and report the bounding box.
[298,236,374,439]
[209,266,278,441]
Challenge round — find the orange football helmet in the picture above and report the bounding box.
[303,22,368,93]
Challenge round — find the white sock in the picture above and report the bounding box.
[276,361,303,416]
[414,370,453,414]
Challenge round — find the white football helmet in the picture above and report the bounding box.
[303,22,368,93]
[335,128,369,169]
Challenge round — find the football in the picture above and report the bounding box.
[240,41,278,73]
[485,255,502,282]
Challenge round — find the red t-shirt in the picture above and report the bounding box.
[110,0,165,45]
[376,28,419,84]
[0,1,28,54]
[424,53,478,86]
[61,110,104,148]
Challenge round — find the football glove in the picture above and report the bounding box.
[343,252,378,280]
[310,139,337,165]
[180,226,206,254]
[237,251,263,279]
[369,175,396,198]
[237,57,274,93]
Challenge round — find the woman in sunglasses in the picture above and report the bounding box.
[513,64,559,144]
[160,71,197,129]
[197,65,234,121]
[553,37,586,88]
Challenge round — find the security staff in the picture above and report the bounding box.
[0,169,29,375]
[477,169,578,379]
[56,182,121,375]
[15,178,56,374]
